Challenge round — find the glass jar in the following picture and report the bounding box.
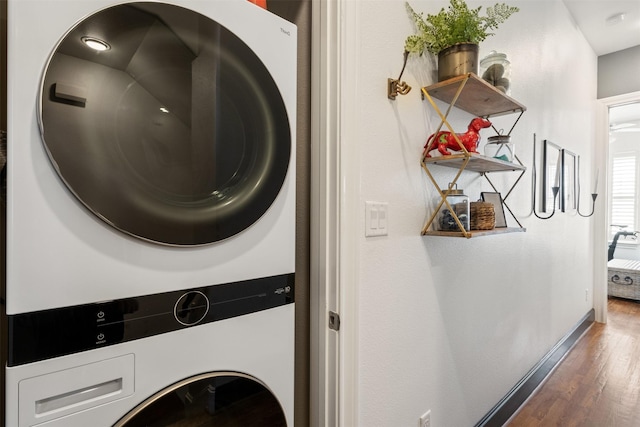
[484,134,514,162]
[437,185,470,231]
[480,51,511,95]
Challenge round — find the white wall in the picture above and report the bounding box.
[346,0,598,425]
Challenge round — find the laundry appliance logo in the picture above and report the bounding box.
[280,27,291,36]
[274,286,292,295]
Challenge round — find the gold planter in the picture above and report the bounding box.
[437,43,479,81]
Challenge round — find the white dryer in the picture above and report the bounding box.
[2,0,297,425]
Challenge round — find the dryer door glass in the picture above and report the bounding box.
[39,2,291,246]
[113,373,287,426]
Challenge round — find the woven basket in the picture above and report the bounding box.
[470,202,495,230]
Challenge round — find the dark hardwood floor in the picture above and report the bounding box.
[506,297,640,427]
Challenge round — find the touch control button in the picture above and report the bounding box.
[174,291,210,326]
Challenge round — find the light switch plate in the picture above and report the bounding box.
[365,201,388,237]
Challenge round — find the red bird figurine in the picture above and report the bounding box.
[423,117,492,158]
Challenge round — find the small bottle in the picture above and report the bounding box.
[480,51,511,95]
[437,184,470,231]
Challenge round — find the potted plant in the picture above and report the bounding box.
[405,0,518,81]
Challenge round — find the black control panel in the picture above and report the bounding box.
[7,273,294,366]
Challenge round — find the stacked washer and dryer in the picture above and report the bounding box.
[2,1,297,426]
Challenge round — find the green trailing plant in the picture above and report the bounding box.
[405,0,519,55]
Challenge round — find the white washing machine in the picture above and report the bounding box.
[2,0,297,425]
[5,277,295,426]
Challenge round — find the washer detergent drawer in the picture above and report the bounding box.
[18,354,134,426]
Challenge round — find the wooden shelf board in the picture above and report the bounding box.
[423,73,526,117]
[423,227,526,238]
[422,153,526,173]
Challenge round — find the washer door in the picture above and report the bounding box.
[113,373,287,427]
[39,2,291,246]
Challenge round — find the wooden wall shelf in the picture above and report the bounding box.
[422,73,526,117]
[423,227,526,238]
[423,153,526,173]
[420,73,528,237]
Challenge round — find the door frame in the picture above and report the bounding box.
[594,90,640,323]
[310,0,358,426]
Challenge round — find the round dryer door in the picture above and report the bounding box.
[39,2,291,246]
[113,373,287,426]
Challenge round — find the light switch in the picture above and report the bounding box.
[378,205,387,230]
[365,201,388,237]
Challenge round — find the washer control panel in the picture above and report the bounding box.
[174,291,210,326]
[7,273,294,366]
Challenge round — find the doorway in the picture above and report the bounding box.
[595,91,640,323]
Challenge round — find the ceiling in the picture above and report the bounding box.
[562,0,640,56]
[561,1,640,131]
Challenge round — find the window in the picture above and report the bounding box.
[608,102,640,241]
[609,152,636,239]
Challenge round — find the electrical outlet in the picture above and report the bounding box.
[419,410,431,427]
[585,288,589,301]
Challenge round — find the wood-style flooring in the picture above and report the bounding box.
[506,297,640,426]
